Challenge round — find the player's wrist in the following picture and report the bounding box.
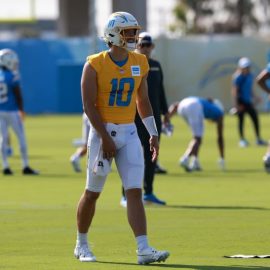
[142,116,158,136]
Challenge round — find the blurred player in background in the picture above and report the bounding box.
[120,32,170,207]
[0,49,38,175]
[74,12,169,264]
[70,113,90,172]
[168,97,225,172]
[256,62,270,172]
[232,57,266,147]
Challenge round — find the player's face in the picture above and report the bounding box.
[137,43,154,58]
[121,29,138,44]
[241,67,250,74]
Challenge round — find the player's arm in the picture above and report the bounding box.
[13,85,23,111]
[256,69,270,94]
[231,84,239,107]
[81,62,116,159]
[168,102,179,119]
[136,74,159,162]
[13,85,25,120]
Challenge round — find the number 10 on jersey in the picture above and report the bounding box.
[108,78,135,107]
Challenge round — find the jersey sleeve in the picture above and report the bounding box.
[87,53,102,73]
[11,71,20,87]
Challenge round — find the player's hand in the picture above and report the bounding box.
[149,135,159,162]
[236,104,244,112]
[19,110,26,121]
[101,134,116,160]
[163,113,170,125]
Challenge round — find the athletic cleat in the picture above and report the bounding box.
[263,155,270,173]
[74,244,96,262]
[256,139,267,146]
[70,157,81,172]
[120,196,127,208]
[179,158,191,172]
[155,163,167,174]
[137,247,170,265]
[189,159,202,171]
[22,166,39,175]
[239,139,249,148]
[143,194,166,205]
[3,168,13,175]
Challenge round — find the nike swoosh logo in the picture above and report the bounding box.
[130,130,136,135]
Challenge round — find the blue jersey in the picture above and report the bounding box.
[198,98,223,121]
[266,63,270,73]
[233,72,253,104]
[0,68,20,111]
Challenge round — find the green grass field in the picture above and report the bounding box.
[1,114,270,270]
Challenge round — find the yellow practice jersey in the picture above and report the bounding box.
[87,51,149,124]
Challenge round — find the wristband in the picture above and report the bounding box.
[142,116,158,136]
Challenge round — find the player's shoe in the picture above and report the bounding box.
[3,168,13,175]
[22,166,39,175]
[120,196,127,208]
[239,139,249,148]
[74,243,96,262]
[256,139,267,146]
[263,155,270,173]
[189,159,202,171]
[70,156,81,172]
[179,157,191,172]
[137,247,170,265]
[155,163,167,174]
[143,194,166,205]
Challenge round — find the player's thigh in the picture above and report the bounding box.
[9,112,26,139]
[0,114,9,142]
[85,129,107,192]
[115,138,144,190]
[187,104,204,137]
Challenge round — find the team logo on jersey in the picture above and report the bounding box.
[131,65,140,76]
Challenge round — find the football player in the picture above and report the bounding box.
[168,97,225,171]
[0,49,38,175]
[232,57,266,147]
[74,12,169,265]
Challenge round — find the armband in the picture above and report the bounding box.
[142,116,158,136]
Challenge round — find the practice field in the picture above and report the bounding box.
[1,114,270,270]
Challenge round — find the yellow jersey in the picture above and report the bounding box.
[87,51,149,124]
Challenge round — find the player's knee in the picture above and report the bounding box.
[84,190,100,203]
[125,188,142,200]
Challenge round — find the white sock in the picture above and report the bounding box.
[181,155,189,162]
[71,153,80,161]
[76,231,88,246]
[136,235,149,252]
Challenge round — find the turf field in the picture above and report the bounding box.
[1,114,270,270]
